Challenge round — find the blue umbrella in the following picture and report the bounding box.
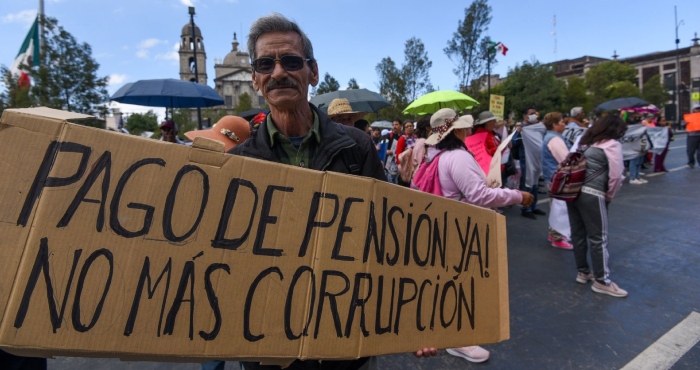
[110,79,224,108]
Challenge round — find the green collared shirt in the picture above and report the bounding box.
[266,111,321,168]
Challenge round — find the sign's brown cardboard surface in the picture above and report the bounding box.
[0,107,510,363]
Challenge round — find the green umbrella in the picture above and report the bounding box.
[403,90,479,115]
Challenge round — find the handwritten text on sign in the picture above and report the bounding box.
[0,125,507,360]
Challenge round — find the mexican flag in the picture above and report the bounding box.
[488,41,508,56]
[9,16,40,88]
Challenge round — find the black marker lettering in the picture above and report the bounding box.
[253,185,293,256]
[199,263,230,340]
[57,151,111,231]
[110,158,165,238]
[163,165,209,242]
[211,178,258,250]
[299,192,339,257]
[72,249,113,332]
[332,197,364,261]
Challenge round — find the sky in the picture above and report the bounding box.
[2,0,700,120]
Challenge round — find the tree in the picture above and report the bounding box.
[201,107,229,127]
[235,92,253,114]
[585,61,637,108]
[0,65,33,114]
[605,81,641,102]
[313,73,340,96]
[376,57,408,119]
[347,78,360,90]
[642,74,669,108]
[125,111,159,136]
[30,17,108,114]
[444,0,492,90]
[499,59,564,117]
[171,109,195,140]
[402,37,433,102]
[561,75,590,113]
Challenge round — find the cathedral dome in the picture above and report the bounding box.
[221,33,250,67]
[181,24,202,38]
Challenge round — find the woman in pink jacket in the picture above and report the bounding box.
[567,115,628,297]
[417,108,534,364]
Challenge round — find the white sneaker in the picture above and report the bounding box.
[638,178,648,183]
[629,179,644,185]
[446,346,490,363]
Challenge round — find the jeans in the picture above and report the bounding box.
[521,184,539,212]
[629,156,644,179]
[386,171,399,184]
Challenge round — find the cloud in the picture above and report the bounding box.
[155,43,180,63]
[1,10,37,25]
[108,74,127,86]
[136,38,167,59]
[181,0,195,6]
[138,38,165,49]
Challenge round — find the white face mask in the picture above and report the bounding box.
[528,114,537,124]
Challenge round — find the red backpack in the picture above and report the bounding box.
[411,152,444,196]
[548,146,606,202]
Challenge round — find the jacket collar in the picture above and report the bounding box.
[236,103,356,171]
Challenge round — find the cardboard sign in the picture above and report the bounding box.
[0,108,509,364]
[464,132,492,175]
[489,95,505,119]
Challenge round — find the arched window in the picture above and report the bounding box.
[189,57,196,73]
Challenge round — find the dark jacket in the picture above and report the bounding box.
[230,104,386,181]
[229,104,383,370]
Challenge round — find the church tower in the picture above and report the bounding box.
[179,24,207,84]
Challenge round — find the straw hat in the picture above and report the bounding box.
[327,98,367,121]
[425,108,474,145]
[184,115,251,152]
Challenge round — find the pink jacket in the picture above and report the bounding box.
[427,146,522,208]
[592,139,625,201]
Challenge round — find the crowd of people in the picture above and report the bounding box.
[6,10,699,370]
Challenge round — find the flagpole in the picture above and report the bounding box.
[39,0,45,65]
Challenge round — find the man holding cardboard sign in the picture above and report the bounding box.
[228,13,413,370]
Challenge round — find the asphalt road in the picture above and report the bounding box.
[43,134,700,369]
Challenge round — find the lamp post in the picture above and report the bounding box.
[674,6,684,129]
[189,6,203,130]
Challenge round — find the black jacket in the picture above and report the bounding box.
[229,104,386,182]
[229,104,383,370]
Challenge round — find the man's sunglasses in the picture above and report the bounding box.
[252,55,312,74]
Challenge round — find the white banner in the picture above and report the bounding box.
[620,124,649,160]
[645,127,670,155]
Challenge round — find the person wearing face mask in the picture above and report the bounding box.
[517,108,547,219]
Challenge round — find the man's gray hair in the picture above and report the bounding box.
[570,107,584,117]
[247,12,315,63]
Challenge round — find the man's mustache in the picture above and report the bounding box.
[265,78,299,92]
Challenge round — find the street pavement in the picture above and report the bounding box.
[46,134,700,369]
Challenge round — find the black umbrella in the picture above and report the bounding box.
[595,97,650,111]
[309,88,390,114]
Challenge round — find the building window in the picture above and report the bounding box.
[258,96,266,106]
[664,72,676,91]
[225,95,232,108]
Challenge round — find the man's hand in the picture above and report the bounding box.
[520,191,534,207]
[414,347,438,358]
[386,150,393,156]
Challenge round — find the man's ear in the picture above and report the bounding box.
[309,62,319,87]
[252,71,260,91]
